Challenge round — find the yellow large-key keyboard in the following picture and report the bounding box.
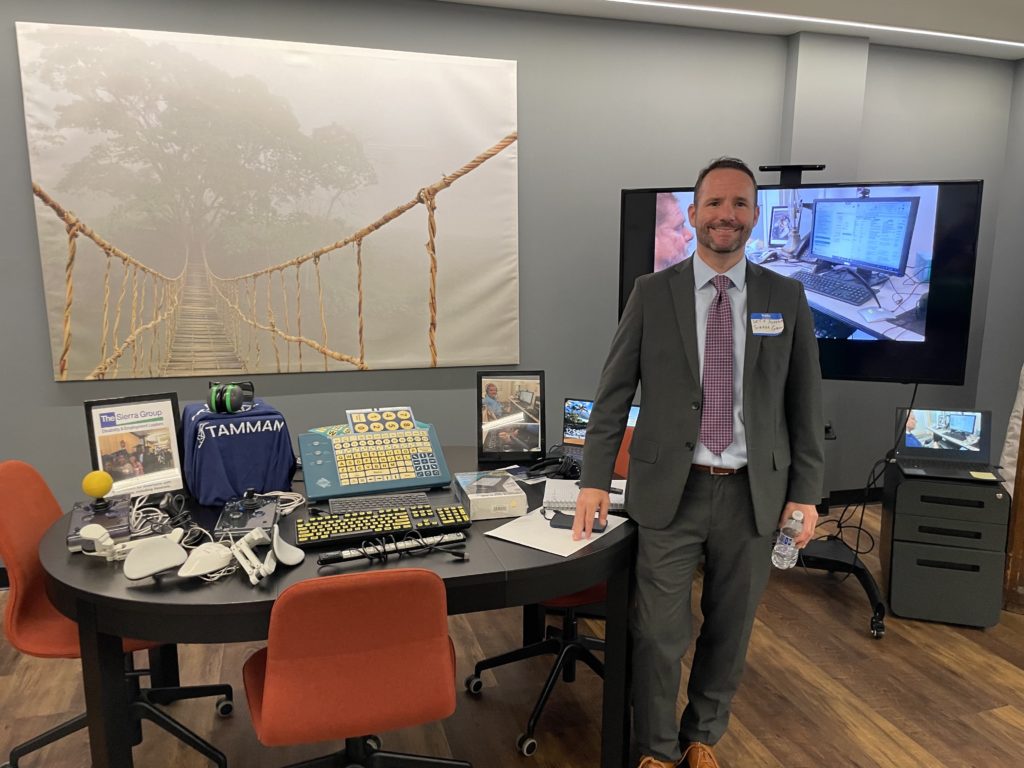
[298,421,451,501]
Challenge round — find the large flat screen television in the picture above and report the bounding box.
[619,180,983,384]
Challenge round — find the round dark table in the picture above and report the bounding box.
[40,466,635,768]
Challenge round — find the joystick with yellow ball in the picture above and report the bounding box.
[82,470,115,511]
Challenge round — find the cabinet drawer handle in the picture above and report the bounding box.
[919,494,984,509]
[917,525,981,539]
[916,559,980,572]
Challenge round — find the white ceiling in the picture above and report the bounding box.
[436,0,1024,60]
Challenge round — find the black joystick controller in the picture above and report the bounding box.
[215,489,278,535]
[82,470,116,512]
[240,488,261,512]
[226,488,262,522]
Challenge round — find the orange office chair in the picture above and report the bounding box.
[0,460,233,768]
[464,426,634,757]
[242,568,471,768]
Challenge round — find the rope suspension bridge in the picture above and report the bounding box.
[33,131,517,381]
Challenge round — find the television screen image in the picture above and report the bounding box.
[621,179,983,384]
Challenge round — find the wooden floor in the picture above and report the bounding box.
[3,505,1024,768]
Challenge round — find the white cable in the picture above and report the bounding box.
[129,496,169,536]
[256,490,305,516]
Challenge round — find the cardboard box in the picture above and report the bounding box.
[453,469,528,521]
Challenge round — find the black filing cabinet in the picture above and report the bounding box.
[881,464,1010,627]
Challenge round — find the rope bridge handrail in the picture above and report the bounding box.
[31,183,185,380]
[223,131,518,282]
[206,131,518,371]
[31,130,516,378]
[207,274,367,370]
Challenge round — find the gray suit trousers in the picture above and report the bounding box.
[631,469,772,761]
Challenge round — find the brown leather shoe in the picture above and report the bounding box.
[637,757,677,768]
[681,742,720,768]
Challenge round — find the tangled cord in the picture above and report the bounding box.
[806,383,920,577]
[316,530,467,569]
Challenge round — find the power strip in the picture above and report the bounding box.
[316,532,467,565]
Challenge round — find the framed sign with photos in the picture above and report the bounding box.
[84,393,184,498]
[768,205,792,247]
[477,370,545,464]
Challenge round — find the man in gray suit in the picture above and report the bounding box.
[573,158,824,768]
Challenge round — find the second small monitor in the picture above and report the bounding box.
[477,370,545,464]
[563,397,639,447]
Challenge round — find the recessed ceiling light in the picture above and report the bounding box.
[605,0,1024,50]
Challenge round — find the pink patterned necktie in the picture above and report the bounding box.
[700,274,733,455]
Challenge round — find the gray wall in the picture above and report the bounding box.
[1,0,1022,505]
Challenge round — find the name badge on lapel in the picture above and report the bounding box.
[751,312,784,336]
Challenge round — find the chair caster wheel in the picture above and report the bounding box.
[366,735,382,752]
[516,733,538,757]
[465,674,484,695]
[215,696,234,717]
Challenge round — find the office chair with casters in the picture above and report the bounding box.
[0,460,233,768]
[242,568,471,768]
[464,426,634,757]
[464,582,606,757]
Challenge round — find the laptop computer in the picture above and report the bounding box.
[558,398,640,465]
[893,408,1002,482]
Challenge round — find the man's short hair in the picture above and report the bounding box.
[693,157,758,204]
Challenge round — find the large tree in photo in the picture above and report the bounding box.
[26,28,376,270]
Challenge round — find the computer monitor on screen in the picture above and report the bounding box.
[809,196,919,278]
[947,412,977,435]
[519,389,535,407]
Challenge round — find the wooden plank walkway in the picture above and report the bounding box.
[160,266,244,376]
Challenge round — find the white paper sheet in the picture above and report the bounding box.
[484,508,628,557]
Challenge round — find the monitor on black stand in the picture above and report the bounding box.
[808,196,919,288]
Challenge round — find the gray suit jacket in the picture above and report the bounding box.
[579,257,825,536]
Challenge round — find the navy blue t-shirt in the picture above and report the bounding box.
[182,400,296,506]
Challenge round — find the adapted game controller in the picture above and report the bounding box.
[79,522,185,562]
[178,542,234,578]
[67,470,134,552]
[215,489,281,535]
[229,525,306,585]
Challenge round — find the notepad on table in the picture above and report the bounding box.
[542,479,626,511]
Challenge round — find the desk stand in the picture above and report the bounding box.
[759,162,887,640]
[798,536,886,638]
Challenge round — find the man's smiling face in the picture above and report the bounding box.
[688,168,759,262]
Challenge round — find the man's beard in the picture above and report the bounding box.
[697,222,749,254]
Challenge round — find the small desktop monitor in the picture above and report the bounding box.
[477,370,545,464]
[809,196,919,278]
[947,412,977,434]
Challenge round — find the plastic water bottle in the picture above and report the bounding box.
[771,510,804,570]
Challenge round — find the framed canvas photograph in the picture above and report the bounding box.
[768,205,792,247]
[477,370,545,465]
[84,393,184,498]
